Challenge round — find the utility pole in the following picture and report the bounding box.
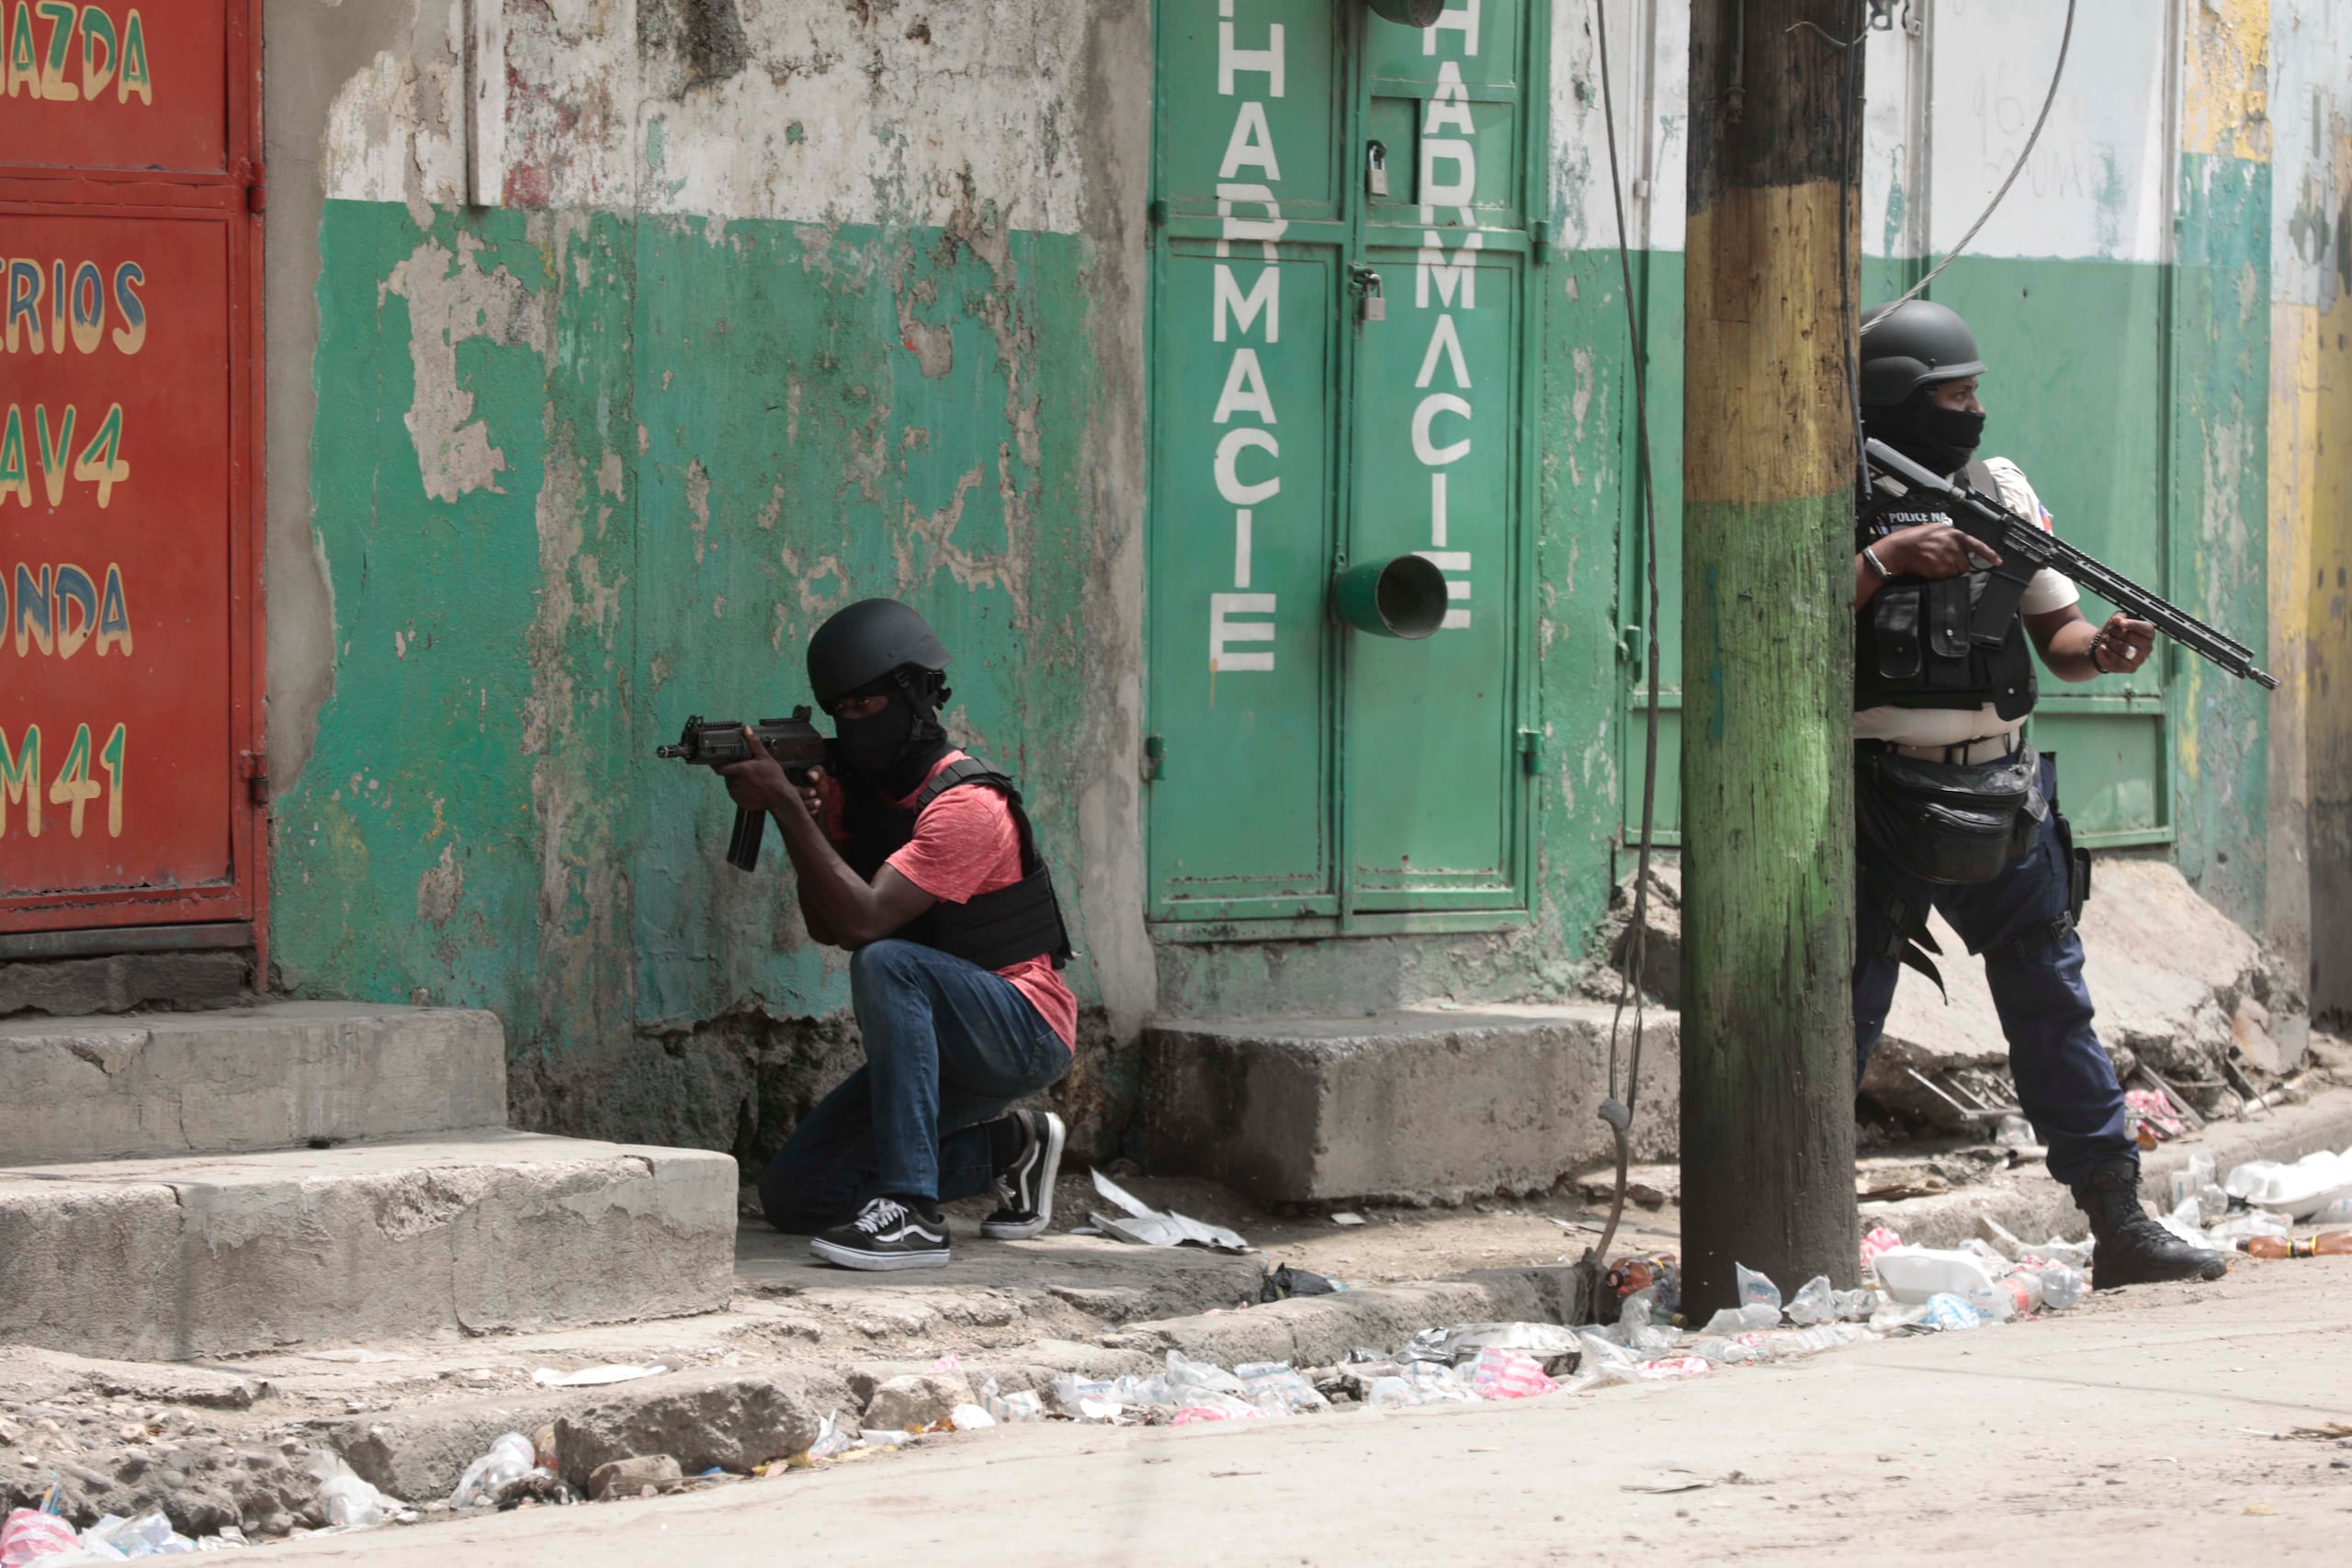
[1678,0,1861,1310]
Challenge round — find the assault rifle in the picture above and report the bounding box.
[655,708,831,872]
[1865,439,2279,690]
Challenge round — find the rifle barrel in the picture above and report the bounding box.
[1861,440,2278,690]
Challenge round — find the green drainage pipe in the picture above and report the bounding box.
[1330,554,1448,639]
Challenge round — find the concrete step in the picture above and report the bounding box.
[0,1002,504,1164]
[0,1130,736,1360]
[1143,1004,1681,1204]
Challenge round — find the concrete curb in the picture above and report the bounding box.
[1863,1084,2352,1249]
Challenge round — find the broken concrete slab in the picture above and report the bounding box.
[0,1002,506,1164]
[1864,858,2308,1127]
[550,1370,838,1489]
[0,950,250,1019]
[0,1132,735,1360]
[1143,1005,1679,1204]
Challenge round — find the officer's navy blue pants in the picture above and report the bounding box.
[1851,751,2134,1189]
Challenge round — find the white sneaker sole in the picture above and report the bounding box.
[808,1236,951,1271]
[981,1111,1066,1241]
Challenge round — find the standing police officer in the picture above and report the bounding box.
[1850,300,2226,1288]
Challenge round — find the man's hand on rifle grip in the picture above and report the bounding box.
[717,726,802,818]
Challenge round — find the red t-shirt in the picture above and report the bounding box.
[850,752,1077,1049]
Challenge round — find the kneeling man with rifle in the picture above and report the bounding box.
[1852,301,2273,1288]
[687,598,1075,1270]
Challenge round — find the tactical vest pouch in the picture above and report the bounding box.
[1874,588,1923,681]
[1857,744,2045,886]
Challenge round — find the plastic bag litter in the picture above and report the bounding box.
[1420,1322,1584,1376]
[1615,1294,1683,1355]
[804,1414,854,1462]
[1736,1263,1782,1314]
[979,1378,1045,1424]
[74,1507,208,1558]
[1699,1303,1780,1337]
[1784,1275,1873,1326]
[2018,1235,2095,1269]
[946,1404,995,1431]
[1365,1363,1482,1408]
[310,1452,404,1529]
[1755,1324,1872,1359]
[3,1509,81,1566]
[1234,1362,1329,1416]
[1920,1292,1984,1332]
[1170,1394,1267,1424]
[1686,1335,1762,1367]
[1464,1347,1556,1400]
[447,1432,537,1509]
[1166,1349,1245,1399]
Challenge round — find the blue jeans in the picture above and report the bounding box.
[1852,751,2133,1189]
[759,939,1071,1231]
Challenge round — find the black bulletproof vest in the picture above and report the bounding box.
[840,758,1074,972]
[1855,459,2038,722]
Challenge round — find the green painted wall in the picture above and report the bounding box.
[274,198,1103,1149]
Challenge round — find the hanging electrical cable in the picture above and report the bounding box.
[1861,0,2076,329]
[1586,0,1663,1287]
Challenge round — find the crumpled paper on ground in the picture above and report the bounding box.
[1086,1168,1250,1251]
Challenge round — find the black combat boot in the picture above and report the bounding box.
[2071,1158,2230,1289]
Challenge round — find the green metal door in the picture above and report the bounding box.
[1148,0,1544,928]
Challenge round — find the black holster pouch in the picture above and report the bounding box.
[1857,743,2046,887]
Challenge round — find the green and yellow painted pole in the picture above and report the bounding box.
[1678,0,1861,1310]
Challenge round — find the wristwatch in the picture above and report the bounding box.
[1863,546,1893,581]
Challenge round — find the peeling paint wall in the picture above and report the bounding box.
[265,0,1153,1169]
[257,0,2335,1174]
[2267,0,2352,1019]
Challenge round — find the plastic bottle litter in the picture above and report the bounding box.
[448,1432,539,1509]
[1736,1263,1782,1314]
[310,1452,404,1529]
[2037,1263,2088,1310]
[1605,1253,1681,1318]
[2239,1229,2352,1258]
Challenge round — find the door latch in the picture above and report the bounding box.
[1351,265,1386,323]
[1142,733,1165,783]
[1366,140,1390,198]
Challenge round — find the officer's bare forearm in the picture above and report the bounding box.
[2037,616,2104,682]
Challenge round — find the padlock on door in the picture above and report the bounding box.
[1366,140,1390,198]
[1359,269,1385,322]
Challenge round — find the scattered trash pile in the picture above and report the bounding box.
[3,1495,250,1561]
[2154,1146,2352,1257]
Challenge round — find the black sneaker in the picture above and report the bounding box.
[981,1111,1066,1240]
[809,1197,951,1271]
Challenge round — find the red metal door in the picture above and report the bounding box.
[0,0,265,959]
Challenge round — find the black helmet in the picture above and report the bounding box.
[1859,300,1986,409]
[806,598,951,708]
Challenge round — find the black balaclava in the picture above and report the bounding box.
[832,667,952,800]
[1865,387,1986,477]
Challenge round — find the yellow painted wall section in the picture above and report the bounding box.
[2267,297,2316,969]
[2185,0,2272,163]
